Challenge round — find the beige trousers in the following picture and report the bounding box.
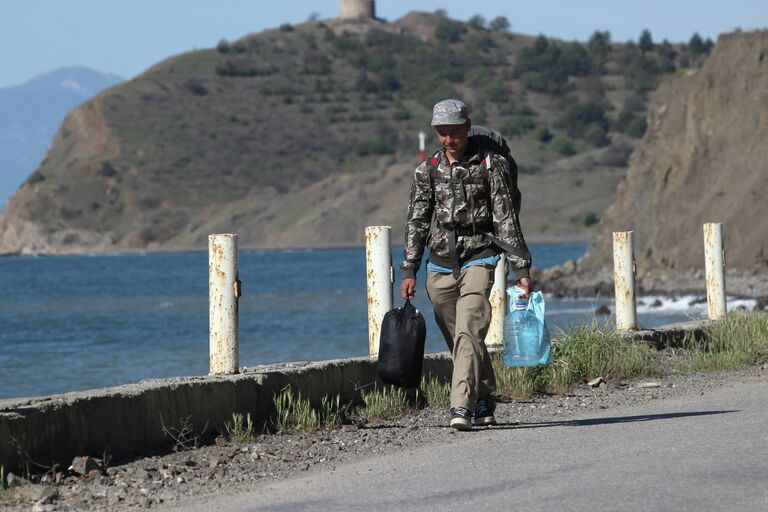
[426,265,497,411]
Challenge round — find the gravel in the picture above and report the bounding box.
[3,363,767,511]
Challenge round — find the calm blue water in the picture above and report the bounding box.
[0,243,704,399]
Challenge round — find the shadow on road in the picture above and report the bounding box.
[492,409,738,430]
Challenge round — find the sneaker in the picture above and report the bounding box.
[450,407,473,431]
[474,397,496,426]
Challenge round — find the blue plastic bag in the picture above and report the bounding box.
[503,287,552,367]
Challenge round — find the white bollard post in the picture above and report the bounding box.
[704,223,727,320]
[209,234,240,375]
[613,231,637,331]
[365,226,394,358]
[485,258,507,349]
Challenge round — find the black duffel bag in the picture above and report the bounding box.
[377,299,426,388]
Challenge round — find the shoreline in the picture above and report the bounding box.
[0,233,592,258]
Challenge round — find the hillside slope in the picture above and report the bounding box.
[570,31,768,293]
[0,13,697,255]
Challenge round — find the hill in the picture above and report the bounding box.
[0,67,123,209]
[547,31,768,297]
[0,13,708,255]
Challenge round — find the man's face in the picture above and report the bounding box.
[435,121,470,157]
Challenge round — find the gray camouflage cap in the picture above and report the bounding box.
[431,99,469,126]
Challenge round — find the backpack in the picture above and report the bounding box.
[425,125,521,212]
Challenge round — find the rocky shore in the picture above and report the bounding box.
[3,363,767,511]
[537,262,768,301]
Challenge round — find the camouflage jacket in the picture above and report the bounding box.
[401,141,531,280]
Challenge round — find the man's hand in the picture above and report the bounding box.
[401,278,416,299]
[517,277,534,299]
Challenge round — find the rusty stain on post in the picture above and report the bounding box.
[209,234,239,375]
[613,231,637,331]
[365,226,393,358]
[704,223,727,320]
[485,258,507,348]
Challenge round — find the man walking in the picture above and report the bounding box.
[401,99,532,431]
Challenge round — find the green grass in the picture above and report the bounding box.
[681,311,768,372]
[420,375,450,408]
[223,413,256,443]
[271,388,345,433]
[546,324,660,392]
[359,386,414,422]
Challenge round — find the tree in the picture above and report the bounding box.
[489,16,510,32]
[688,33,706,56]
[468,14,486,30]
[639,29,654,52]
[588,30,611,72]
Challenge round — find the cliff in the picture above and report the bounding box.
[569,31,768,295]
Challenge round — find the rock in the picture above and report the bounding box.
[587,377,605,387]
[562,259,577,275]
[638,381,662,388]
[650,299,663,308]
[594,304,611,316]
[69,456,101,476]
[688,296,707,306]
[131,469,151,482]
[754,297,768,311]
[87,468,105,478]
[5,472,30,487]
[13,484,57,503]
[341,424,359,432]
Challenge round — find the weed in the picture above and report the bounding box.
[420,376,450,409]
[160,414,208,451]
[545,324,659,392]
[682,311,768,372]
[360,386,413,422]
[493,361,546,400]
[272,388,346,433]
[224,413,256,443]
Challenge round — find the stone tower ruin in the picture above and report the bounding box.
[340,0,375,20]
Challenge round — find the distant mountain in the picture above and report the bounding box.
[0,67,123,208]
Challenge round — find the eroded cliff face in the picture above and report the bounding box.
[578,31,768,280]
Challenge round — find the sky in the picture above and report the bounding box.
[2,0,766,88]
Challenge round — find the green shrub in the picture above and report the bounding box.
[534,125,553,143]
[435,17,465,43]
[489,16,510,32]
[26,170,46,184]
[468,14,487,30]
[561,100,608,138]
[279,23,294,32]
[216,39,230,54]
[551,135,575,156]
[625,117,647,138]
[583,212,599,226]
[584,122,610,147]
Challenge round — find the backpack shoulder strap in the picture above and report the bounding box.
[426,150,443,189]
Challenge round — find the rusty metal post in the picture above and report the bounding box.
[365,226,393,357]
[485,258,507,349]
[613,231,637,331]
[209,234,240,375]
[704,223,727,320]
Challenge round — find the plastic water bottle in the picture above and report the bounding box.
[503,286,540,366]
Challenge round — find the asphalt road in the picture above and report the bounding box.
[169,380,768,511]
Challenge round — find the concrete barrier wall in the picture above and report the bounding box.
[0,321,710,474]
[0,355,453,474]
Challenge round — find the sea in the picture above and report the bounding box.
[0,244,754,400]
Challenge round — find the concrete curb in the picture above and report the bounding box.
[0,320,711,473]
[0,355,453,474]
